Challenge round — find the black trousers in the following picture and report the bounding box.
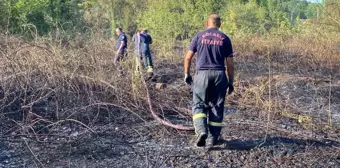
[192,70,227,137]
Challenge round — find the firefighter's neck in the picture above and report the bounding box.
[207,25,219,29]
[206,21,219,29]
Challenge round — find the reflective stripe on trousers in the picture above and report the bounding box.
[193,113,207,136]
[209,121,224,127]
[193,113,206,121]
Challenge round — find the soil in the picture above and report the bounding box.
[1,52,340,168]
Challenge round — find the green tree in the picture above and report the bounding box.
[138,0,225,42]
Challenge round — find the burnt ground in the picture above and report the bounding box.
[1,52,340,168]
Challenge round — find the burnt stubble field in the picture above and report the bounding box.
[1,34,340,168]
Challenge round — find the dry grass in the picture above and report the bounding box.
[0,35,135,136]
[230,30,340,138]
[0,27,339,141]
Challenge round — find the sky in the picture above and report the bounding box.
[306,0,322,3]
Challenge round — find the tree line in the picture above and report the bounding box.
[0,0,338,41]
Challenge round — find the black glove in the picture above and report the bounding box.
[227,82,234,95]
[184,73,193,85]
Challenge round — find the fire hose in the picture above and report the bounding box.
[137,69,194,131]
[136,32,194,131]
[139,75,194,131]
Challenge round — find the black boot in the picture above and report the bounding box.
[196,133,208,147]
[206,136,218,147]
[146,72,153,81]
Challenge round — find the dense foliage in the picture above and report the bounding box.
[0,0,338,40]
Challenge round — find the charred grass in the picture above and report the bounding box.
[0,32,340,167]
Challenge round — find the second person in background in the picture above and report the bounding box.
[114,28,128,66]
[133,29,154,79]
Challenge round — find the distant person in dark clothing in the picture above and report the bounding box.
[132,29,154,79]
[114,28,128,66]
[184,14,235,147]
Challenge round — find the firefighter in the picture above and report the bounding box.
[184,14,235,147]
[140,29,154,78]
[114,28,128,66]
[132,29,154,79]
